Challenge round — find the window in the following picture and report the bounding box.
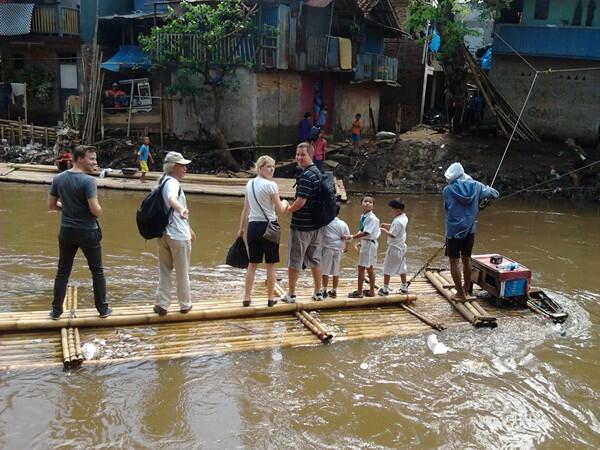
[534,0,550,20]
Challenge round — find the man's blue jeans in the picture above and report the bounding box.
[53,226,108,313]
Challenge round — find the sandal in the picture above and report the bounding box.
[242,299,251,307]
[348,290,363,299]
[267,299,277,307]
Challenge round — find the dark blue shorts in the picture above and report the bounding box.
[445,233,475,259]
[247,221,280,264]
[351,133,360,142]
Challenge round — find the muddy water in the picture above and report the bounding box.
[0,183,599,449]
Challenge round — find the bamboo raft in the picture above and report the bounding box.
[0,163,348,201]
[0,272,534,371]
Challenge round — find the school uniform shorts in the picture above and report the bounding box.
[358,240,377,268]
[321,247,342,277]
[383,245,407,276]
[287,228,321,271]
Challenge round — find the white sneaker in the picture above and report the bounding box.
[378,287,390,296]
[281,293,297,303]
[312,291,324,301]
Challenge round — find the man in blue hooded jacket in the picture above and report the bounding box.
[443,162,499,300]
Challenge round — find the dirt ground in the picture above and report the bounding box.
[333,126,600,202]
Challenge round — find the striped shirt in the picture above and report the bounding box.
[291,165,320,231]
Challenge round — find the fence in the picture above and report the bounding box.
[0,119,58,146]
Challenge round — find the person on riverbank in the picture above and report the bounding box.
[154,152,196,316]
[320,204,350,298]
[238,156,289,307]
[311,127,327,171]
[351,113,362,151]
[47,145,111,319]
[348,196,380,298]
[443,162,499,301]
[378,199,409,296]
[136,136,154,183]
[298,112,313,143]
[281,143,323,303]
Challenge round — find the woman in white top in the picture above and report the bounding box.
[238,156,289,307]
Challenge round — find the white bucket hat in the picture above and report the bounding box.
[164,151,191,165]
[444,162,471,182]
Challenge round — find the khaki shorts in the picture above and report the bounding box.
[383,245,407,276]
[287,228,321,270]
[358,239,378,268]
[321,247,342,276]
[139,160,149,173]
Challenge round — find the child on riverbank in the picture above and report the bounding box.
[136,136,154,182]
[378,198,409,295]
[320,204,351,298]
[348,196,380,298]
[351,113,362,151]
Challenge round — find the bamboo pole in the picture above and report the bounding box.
[0,294,417,332]
[299,311,333,341]
[295,311,331,342]
[60,328,70,368]
[399,303,445,331]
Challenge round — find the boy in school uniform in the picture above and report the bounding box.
[378,198,409,295]
[136,136,154,182]
[348,196,380,298]
[320,204,351,298]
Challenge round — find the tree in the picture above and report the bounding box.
[407,0,511,133]
[141,0,259,171]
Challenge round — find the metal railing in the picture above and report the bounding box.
[155,33,258,65]
[31,5,80,36]
[356,53,398,82]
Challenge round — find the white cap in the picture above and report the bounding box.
[164,151,191,165]
[444,162,471,182]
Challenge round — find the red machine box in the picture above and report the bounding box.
[471,254,532,299]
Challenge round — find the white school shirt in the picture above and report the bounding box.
[321,217,350,250]
[360,211,380,241]
[246,177,278,222]
[161,176,191,241]
[387,213,408,249]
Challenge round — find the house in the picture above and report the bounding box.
[491,0,600,145]
[155,0,403,145]
[0,0,131,126]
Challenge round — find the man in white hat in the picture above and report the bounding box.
[443,162,499,300]
[154,151,196,315]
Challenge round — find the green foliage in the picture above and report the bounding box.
[407,0,512,62]
[13,66,55,104]
[139,0,256,93]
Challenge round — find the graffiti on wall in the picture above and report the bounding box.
[527,106,564,121]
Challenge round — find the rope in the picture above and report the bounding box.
[490,72,539,187]
[406,242,446,287]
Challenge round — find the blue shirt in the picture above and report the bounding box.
[443,179,499,239]
[298,119,312,142]
[138,144,150,161]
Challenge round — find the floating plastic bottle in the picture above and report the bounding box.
[427,334,448,355]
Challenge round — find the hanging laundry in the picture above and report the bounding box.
[429,29,441,53]
[10,83,26,104]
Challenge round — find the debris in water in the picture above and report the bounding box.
[427,334,448,355]
[360,362,369,370]
[81,342,97,360]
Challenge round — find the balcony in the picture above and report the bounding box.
[31,5,80,36]
[493,23,600,60]
[356,53,398,82]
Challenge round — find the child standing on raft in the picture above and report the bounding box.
[348,196,380,298]
[378,198,409,295]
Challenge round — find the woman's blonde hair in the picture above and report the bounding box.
[253,155,275,176]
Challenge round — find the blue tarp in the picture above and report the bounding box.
[101,46,152,72]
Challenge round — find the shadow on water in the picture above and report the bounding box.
[0,184,599,448]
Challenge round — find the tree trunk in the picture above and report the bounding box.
[210,84,241,171]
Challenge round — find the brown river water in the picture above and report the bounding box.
[0,183,599,449]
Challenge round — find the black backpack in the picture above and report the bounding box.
[309,167,337,228]
[136,176,180,239]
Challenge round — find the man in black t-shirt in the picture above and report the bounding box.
[281,143,323,303]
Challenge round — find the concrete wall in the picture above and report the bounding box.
[490,54,600,144]
[255,71,302,145]
[333,83,380,138]
[522,0,600,27]
[171,68,257,142]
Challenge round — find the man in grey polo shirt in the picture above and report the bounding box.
[281,142,323,302]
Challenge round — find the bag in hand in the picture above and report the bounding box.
[226,237,249,269]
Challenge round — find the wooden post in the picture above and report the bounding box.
[159,84,164,148]
[18,121,23,146]
[45,127,49,146]
[23,84,28,125]
[126,82,134,138]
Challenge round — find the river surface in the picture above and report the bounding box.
[0,183,599,449]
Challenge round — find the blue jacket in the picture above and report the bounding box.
[443,179,499,239]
